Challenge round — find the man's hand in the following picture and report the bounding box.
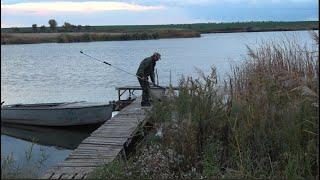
[140,77,147,82]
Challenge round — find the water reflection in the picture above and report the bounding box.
[1,123,101,150]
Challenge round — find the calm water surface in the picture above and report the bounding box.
[1,31,314,176]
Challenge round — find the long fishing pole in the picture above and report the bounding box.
[80,50,165,89]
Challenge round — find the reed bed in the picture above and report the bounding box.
[1,29,200,44]
[91,32,319,179]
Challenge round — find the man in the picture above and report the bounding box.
[136,52,161,106]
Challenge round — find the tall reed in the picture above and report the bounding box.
[151,31,319,178]
[90,32,319,179]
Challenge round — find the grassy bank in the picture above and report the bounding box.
[1,21,318,44]
[1,29,200,44]
[89,32,319,179]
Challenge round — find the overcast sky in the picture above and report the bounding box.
[1,0,318,28]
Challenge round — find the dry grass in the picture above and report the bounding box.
[1,29,200,44]
[90,31,319,179]
[224,31,319,178]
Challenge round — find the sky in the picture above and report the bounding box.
[1,0,319,28]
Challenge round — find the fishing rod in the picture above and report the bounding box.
[80,50,165,89]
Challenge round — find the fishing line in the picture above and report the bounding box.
[80,50,165,89]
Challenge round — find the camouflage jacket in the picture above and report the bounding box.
[136,57,156,83]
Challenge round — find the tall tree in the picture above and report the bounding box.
[40,25,46,32]
[77,25,82,32]
[12,27,20,33]
[62,22,72,32]
[48,19,57,32]
[32,24,37,33]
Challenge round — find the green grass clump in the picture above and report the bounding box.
[1,139,49,179]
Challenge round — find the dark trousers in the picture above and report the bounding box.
[138,77,150,105]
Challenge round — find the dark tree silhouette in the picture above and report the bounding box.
[32,24,37,33]
[48,19,57,32]
[40,25,46,32]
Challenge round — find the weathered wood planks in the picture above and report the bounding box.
[41,97,151,179]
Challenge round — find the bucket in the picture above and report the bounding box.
[150,88,165,101]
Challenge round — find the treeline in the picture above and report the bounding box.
[5,19,94,33]
[2,20,318,34]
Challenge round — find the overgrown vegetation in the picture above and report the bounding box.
[90,31,319,179]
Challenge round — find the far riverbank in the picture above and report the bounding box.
[1,29,200,45]
[1,21,318,45]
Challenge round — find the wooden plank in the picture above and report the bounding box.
[90,131,133,136]
[97,124,137,129]
[105,121,143,125]
[68,154,116,159]
[82,174,88,179]
[83,137,127,142]
[57,162,103,167]
[80,141,124,146]
[63,159,110,164]
[71,148,119,153]
[104,119,141,123]
[102,120,141,125]
[100,123,139,127]
[66,154,115,158]
[58,174,76,179]
[70,151,119,157]
[67,155,115,160]
[59,173,72,179]
[82,138,127,144]
[71,149,121,156]
[92,128,135,133]
[50,173,64,179]
[68,153,115,157]
[73,173,86,179]
[42,172,54,179]
[76,143,123,149]
[90,131,133,137]
[98,123,139,128]
[76,147,122,152]
[105,119,142,123]
[103,122,142,126]
[93,132,132,138]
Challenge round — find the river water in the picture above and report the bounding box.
[0,31,314,176]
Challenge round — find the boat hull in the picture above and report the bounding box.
[1,102,113,126]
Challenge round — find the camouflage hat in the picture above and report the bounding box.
[153,52,161,60]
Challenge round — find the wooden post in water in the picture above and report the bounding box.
[169,69,172,86]
[156,68,159,86]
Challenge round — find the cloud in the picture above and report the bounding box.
[1,1,165,15]
[1,22,24,28]
[1,0,317,27]
[124,0,316,6]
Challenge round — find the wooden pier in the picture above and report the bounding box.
[41,97,151,179]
